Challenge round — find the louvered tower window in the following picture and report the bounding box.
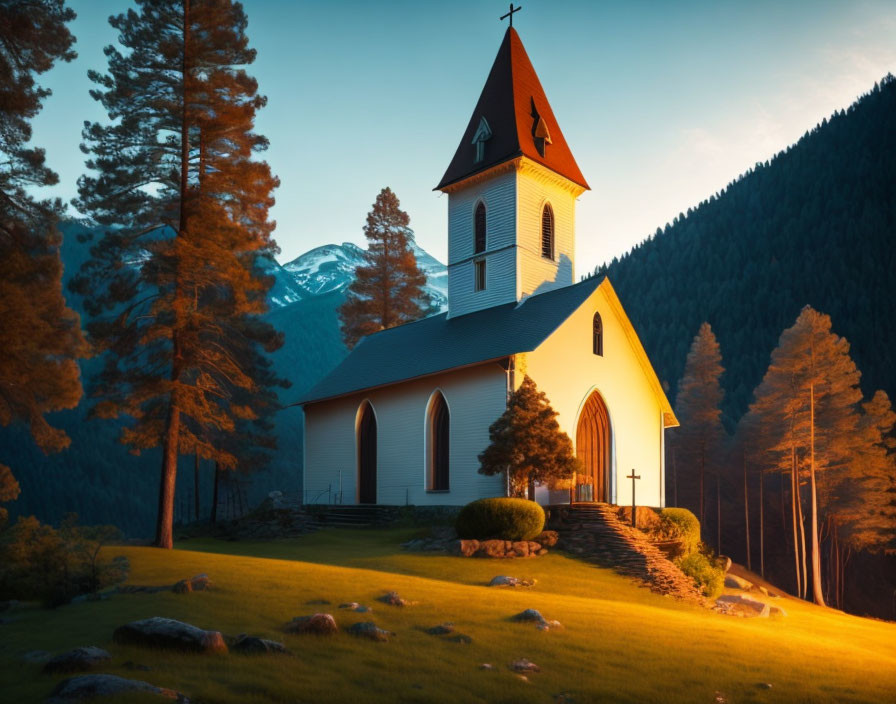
[474,202,486,254]
[593,312,603,356]
[541,203,554,260]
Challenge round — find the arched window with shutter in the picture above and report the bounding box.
[474,201,486,254]
[426,391,450,491]
[541,203,554,260]
[593,312,603,356]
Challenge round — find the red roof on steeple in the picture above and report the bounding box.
[436,27,589,191]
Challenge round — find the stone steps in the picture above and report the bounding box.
[548,503,705,603]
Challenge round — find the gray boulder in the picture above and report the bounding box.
[338,602,371,612]
[488,575,535,587]
[715,594,770,618]
[113,617,227,653]
[724,574,753,590]
[511,609,544,622]
[284,613,338,635]
[425,623,455,635]
[43,647,111,674]
[231,635,290,655]
[172,574,211,594]
[347,621,393,641]
[46,674,188,703]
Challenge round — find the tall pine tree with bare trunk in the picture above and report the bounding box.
[0,0,88,496]
[73,0,283,548]
[669,322,725,532]
[339,187,432,349]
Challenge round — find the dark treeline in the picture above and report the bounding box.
[600,74,896,430]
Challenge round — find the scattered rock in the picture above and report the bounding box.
[231,634,289,655]
[488,575,535,587]
[510,658,540,673]
[511,609,544,622]
[122,661,151,672]
[758,586,769,596]
[768,605,788,618]
[536,619,563,631]
[449,634,473,644]
[377,591,415,607]
[284,613,338,635]
[21,650,52,663]
[719,556,733,573]
[425,623,455,635]
[534,531,559,548]
[715,594,770,618]
[113,617,228,653]
[515,674,530,683]
[451,539,480,557]
[347,621,392,642]
[305,599,331,605]
[46,674,188,703]
[758,683,773,689]
[479,663,494,670]
[338,602,372,613]
[43,647,111,674]
[172,574,211,594]
[724,574,753,590]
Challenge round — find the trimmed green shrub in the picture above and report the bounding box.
[676,552,724,598]
[659,507,701,556]
[455,498,545,540]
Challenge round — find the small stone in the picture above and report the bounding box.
[479,663,494,670]
[46,674,188,703]
[758,683,773,689]
[768,605,787,618]
[724,574,753,590]
[425,623,455,635]
[284,613,338,635]
[489,575,529,587]
[534,530,559,547]
[449,634,473,644]
[347,621,392,642]
[510,658,540,673]
[758,586,769,596]
[113,617,228,653]
[231,634,290,655]
[43,647,112,674]
[452,539,480,557]
[511,609,544,622]
[377,591,415,607]
[338,602,372,612]
[516,674,530,683]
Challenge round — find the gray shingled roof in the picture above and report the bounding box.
[299,277,603,405]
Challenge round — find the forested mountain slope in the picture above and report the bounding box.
[601,75,896,426]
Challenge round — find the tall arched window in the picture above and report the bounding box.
[593,312,603,356]
[357,401,377,504]
[474,202,486,254]
[427,391,450,491]
[541,203,554,259]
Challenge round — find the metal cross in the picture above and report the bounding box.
[627,470,641,527]
[500,3,522,27]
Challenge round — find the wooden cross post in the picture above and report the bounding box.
[627,470,641,527]
[500,3,522,27]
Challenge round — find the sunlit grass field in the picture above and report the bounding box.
[1,527,895,703]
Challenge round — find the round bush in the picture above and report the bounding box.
[455,498,545,541]
[676,552,724,598]
[659,507,701,556]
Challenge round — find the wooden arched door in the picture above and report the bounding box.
[357,402,377,504]
[575,391,610,503]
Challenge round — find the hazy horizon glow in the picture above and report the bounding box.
[30,0,896,274]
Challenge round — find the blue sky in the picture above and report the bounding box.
[32,0,896,273]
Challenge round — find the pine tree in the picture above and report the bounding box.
[72,0,283,548]
[750,306,865,605]
[0,0,87,492]
[478,375,580,497]
[339,187,432,348]
[670,323,725,529]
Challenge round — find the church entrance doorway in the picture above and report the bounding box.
[357,402,377,504]
[575,391,610,503]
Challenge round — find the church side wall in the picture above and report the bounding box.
[303,363,508,506]
[516,169,576,299]
[522,286,666,507]
[447,171,517,317]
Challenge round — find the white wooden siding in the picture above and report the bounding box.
[304,363,508,506]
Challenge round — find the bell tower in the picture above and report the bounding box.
[435,28,589,319]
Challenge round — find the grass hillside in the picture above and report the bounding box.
[2,530,894,703]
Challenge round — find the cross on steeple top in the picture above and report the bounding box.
[500,3,521,27]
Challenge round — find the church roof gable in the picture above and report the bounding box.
[299,276,603,405]
[435,27,589,191]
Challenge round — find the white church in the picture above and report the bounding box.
[300,27,677,509]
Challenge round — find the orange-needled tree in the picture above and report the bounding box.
[339,187,432,349]
[73,0,284,548]
[0,0,88,501]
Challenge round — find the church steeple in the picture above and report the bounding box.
[438,28,588,320]
[436,28,588,192]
